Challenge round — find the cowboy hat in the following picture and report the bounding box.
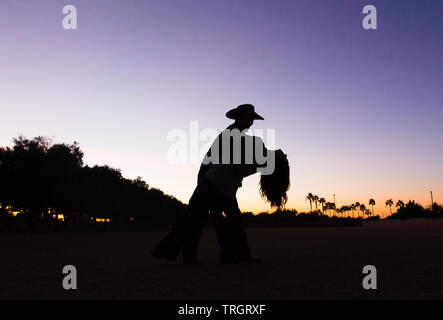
[226,104,264,120]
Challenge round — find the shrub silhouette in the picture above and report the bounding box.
[391,200,425,219]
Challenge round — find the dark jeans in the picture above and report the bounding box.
[153,177,250,261]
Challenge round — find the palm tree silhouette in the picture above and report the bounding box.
[351,203,357,218]
[396,200,405,209]
[326,202,331,216]
[355,202,361,218]
[306,193,314,212]
[319,197,326,215]
[312,195,319,212]
[345,205,351,218]
[359,204,367,219]
[364,209,371,219]
[339,205,345,218]
[386,198,394,215]
[328,202,336,218]
[369,199,376,216]
[339,205,348,218]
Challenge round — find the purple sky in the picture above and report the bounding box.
[1,0,442,216]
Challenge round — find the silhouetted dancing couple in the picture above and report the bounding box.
[152,104,290,265]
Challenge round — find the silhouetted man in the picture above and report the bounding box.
[152,104,271,264]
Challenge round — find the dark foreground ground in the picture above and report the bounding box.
[1,219,442,299]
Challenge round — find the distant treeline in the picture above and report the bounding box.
[1,136,441,231]
[0,136,186,229]
[303,193,442,220]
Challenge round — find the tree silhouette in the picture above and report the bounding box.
[359,204,367,219]
[0,136,186,229]
[354,202,360,218]
[393,200,424,218]
[364,209,371,219]
[344,205,351,218]
[386,199,394,215]
[339,205,346,218]
[326,202,336,217]
[312,195,319,212]
[324,202,330,216]
[319,197,326,215]
[351,203,357,218]
[369,199,376,216]
[306,193,314,212]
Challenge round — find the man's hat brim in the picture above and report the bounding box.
[226,105,264,120]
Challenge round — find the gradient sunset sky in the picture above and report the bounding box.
[1,0,442,217]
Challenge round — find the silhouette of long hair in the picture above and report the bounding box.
[259,150,290,209]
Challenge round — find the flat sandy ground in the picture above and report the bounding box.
[1,219,442,299]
